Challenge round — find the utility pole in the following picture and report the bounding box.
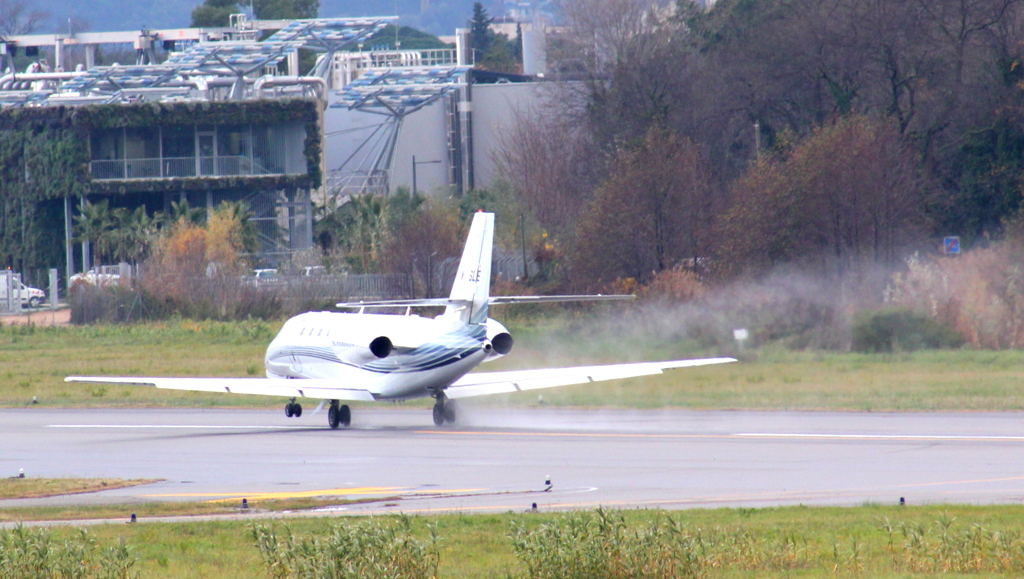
[754,121,761,161]
[520,213,528,281]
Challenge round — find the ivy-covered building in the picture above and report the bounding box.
[0,98,323,281]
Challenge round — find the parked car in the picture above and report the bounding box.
[300,266,327,277]
[70,266,121,286]
[243,268,284,288]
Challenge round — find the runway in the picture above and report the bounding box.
[3,406,1024,515]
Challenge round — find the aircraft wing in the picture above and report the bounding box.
[64,377,377,401]
[443,357,737,399]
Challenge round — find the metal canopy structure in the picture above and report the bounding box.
[267,18,393,48]
[267,17,396,84]
[61,65,183,93]
[165,41,304,98]
[328,65,469,200]
[0,16,399,107]
[335,66,470,116]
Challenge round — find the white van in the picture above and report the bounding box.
[0,279,46,308]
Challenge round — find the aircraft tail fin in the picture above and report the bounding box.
[446,211,494,325]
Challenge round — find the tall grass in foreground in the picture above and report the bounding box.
[250,516,439,579]
[10,509,1024,577]
[246,509,1024,578]
[510,508,704,579]
[0,525,136,579]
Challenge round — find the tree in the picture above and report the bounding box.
[190,0,241,27]
[478,33,519,73]
[0,0,47,35]
[573,126,717,286]
[719,116,931,277]
[214,200,258,255]
[73,199,114,269]
[469,2,493,64]
[110,206,154,266]
[157,199,206,228]
[383,201,464,298]
[248,0,319,20]
[497,105,601,238]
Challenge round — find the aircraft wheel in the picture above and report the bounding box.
[328,401,340,429]
[293,403,302,417]
[339,404,351,427]
[432,402,445,426]
[285,403,294,418]
[443,400,457,424]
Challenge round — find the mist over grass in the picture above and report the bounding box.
[3,274,1022,411]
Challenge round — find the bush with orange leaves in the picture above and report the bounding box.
[639,267,706,303]
[886,244,1024,349]
[141,208,264,319]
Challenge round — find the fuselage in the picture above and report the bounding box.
[264,311,506,401]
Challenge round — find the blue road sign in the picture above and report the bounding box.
[943,236,960,255]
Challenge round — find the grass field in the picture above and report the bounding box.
[0,478,156,500]
[9,505,1024,578]
[3,317,1024,411]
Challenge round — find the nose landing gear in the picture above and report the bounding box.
[284,398,302,417]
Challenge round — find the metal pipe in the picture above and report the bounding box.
[254,75,326,100]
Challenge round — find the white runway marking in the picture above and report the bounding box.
[44,426,1024,441]
[47,424,309,429]
[735,432,1024,441]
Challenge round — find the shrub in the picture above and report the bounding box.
[251,517,439,579]
[0,525,137,579]
[885,249,1024,349]
[852,308,963,353]
[640,267,705,303]
[509,508,704,579]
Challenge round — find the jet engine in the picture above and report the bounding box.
[483,318,514,361]
[369,336,393,358]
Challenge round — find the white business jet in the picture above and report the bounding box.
[67,212,735,428]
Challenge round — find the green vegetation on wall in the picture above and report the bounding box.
[0,98,322,272]
[0,124,89,271]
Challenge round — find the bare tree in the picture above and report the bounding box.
[0,0,47,36]
[573,125,718,286]
[719,116,931,277]
[496,101,601,237]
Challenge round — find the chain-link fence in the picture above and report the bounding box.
[0,271,23,314]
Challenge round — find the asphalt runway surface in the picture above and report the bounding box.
[3,406,1024,517]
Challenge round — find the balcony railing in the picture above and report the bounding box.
[90,156,275,180]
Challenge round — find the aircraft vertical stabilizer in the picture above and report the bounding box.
[446,211,494,325]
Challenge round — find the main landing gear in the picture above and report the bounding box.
[432,394,457,426]
[284,398,302,417]
[327,400,351,430]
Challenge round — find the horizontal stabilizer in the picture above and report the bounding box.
[65,376,377,401]
[444,357,736,400]
[336,294,634,309]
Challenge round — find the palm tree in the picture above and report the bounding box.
[342,194,388,273]
[155,199,206,229]
[112,206,155,266]
[215,200,258,254]
[73,199,115,269]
